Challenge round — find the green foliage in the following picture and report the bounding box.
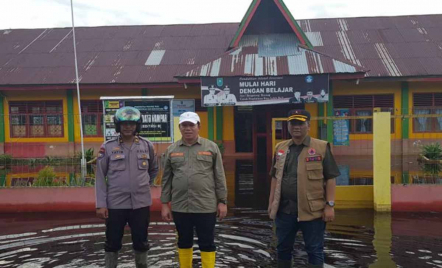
[33,166,64,187]
[420,143,442,176]
[69,174,95,187]
[76,148,95,162]
[0,154,12,164]
[215,141,225,155]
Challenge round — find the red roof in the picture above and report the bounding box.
[1,14,442,86]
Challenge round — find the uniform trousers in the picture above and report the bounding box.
[105,206,150,252]
[172,212,217,252]
[275,212,326,265]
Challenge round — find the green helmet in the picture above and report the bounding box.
[114,106,142,133]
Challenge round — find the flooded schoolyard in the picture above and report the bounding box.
[1,209,442,267]
[1,155,442,267]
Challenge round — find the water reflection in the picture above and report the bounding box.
[1,209,442,267]
[1,155,442,267]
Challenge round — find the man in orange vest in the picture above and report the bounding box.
[268,109,340,268]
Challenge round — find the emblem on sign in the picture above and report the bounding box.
[217,78,224,87]
[305,75,313,83]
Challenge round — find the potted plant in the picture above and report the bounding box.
[417,142,442,183]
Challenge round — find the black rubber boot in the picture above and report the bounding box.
[104,251,118,268]
[134,250,148,268]
[277,259,293,268]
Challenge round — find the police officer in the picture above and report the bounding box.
[160,111,227,268]
[95,106,159,268]
[268,109,340,268]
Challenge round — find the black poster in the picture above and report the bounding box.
[125,100,171,142]
[201,75,329,107]
[103,99,172,142]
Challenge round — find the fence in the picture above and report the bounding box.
[272,109,442,187]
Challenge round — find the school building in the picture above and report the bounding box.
[0,0,441,192]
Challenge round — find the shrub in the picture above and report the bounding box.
[0,154,12,164]
[420,142,442,176]
[33,166,64,187]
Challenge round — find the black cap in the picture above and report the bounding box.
[287,109,311,122]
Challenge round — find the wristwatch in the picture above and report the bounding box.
[218,200,227,205]
[326,201,335,207]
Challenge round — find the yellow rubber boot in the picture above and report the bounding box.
[178,248,193,268]
[201,251,216,268]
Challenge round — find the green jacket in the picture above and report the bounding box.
[160,137,227,213]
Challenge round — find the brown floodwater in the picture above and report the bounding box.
[1,155,442,267]
[0,209,441,267]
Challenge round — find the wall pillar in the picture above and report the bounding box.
[373,110,391,211]
[66,89,75,143]
[326,80,334,143]
[208,107,214,141]
[215,106,223,141]
[401,82,410,183]
[0,94,5,155]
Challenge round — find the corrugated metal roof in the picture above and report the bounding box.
[0,24,238,85]
[181,34,363,78]
[1,14,442,86]
[298,15,442,77]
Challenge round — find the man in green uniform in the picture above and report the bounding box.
[160,111,227,268]
[268,109,340,268]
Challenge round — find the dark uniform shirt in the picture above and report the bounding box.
[95,136,159,210]
[270,136,340,215]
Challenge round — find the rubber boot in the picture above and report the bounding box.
[277,259,293,268]
[134,250,148,268]
[104,251,118,268]
[178,248,193,268]
[307,264,324,268]
[200,251,216,268]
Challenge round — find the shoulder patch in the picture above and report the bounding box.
[98,145,106,158]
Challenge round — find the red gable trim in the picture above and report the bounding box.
[231,0,311,49]
[274,0,309,47]
[231,0,261,48]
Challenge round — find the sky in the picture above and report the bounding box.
[0,0,441,30]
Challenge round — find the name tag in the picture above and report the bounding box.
[171,152,184,157]
[306,156,322,162]
[198,151,212,156]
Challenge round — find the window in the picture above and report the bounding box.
[413,93,442,133]
[81,100,103,137]
[9,101,64,138]
[333,94,394,134]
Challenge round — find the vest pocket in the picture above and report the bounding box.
[306,161,324,180]
[307,191,325,212]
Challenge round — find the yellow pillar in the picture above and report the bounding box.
[373,110,391,212]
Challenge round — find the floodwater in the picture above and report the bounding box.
[1,155,442,267]
[1,209,442,267]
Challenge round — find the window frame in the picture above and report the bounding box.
[333,94,395,134]
[412,92,442,133]
[9,101,64,138]
[81,100,104,137]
